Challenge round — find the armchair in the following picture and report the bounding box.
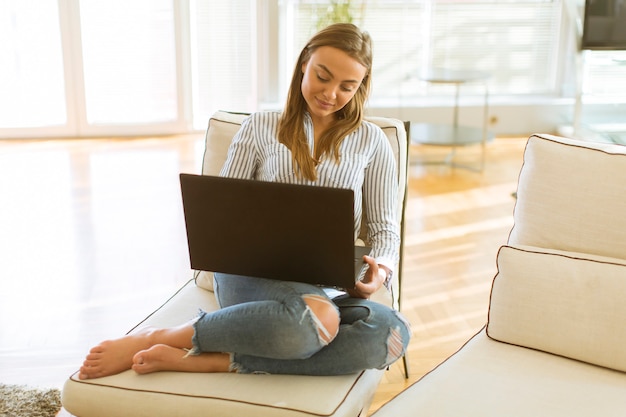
[61,111,410,417]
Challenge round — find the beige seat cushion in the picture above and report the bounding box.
[62,280,384,417]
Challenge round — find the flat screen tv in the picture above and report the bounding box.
[582,0,626,50]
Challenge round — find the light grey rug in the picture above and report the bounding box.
[0,384,62,417]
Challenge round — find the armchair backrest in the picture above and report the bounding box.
[197,111,409,308]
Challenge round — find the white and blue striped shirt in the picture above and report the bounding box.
[219,111,400,272]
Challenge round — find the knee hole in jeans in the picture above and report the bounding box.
[383,312,411,368]
[302,294,340,345]
[385,326,405,366]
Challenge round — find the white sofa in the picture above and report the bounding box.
[372,133,626,416]
[61,111,409,417]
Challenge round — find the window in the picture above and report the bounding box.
[2,0,618,138]
[0,1,66,128]
[189,0,256,130]
[579,50,626,130]
[79,0,179,125]
[281,0,564,105]
[583,50,626,98]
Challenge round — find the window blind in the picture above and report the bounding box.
[583,50,626,98]
[190,0,256,129]
[282,0,563,104]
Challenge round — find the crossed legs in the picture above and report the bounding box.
[78,320,230,380]
[78,296,339,380]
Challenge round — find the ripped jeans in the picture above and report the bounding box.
[190,273,411,375]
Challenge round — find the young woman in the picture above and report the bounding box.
[78,23,411,379]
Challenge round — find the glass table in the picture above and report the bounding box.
[411,68,495,171]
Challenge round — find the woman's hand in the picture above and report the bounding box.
[347,255,389,299]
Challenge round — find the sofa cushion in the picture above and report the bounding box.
[487,245,626,372]
[201,111,249,176]
[508,134,626,260]
[194,269,214,291]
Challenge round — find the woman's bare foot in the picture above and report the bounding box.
[78,327,157,380]
[132,344,231,375]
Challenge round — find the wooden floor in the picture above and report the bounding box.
[0,133,527,416]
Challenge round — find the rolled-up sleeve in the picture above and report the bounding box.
[363,128,400,272]
[219,115,258,179]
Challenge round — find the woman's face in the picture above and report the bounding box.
[300,46,367,124]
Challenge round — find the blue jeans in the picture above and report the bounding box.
[189,273,411,375]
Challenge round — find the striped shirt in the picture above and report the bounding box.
[219,111,400,272]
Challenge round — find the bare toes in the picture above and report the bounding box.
[77,331,156,379]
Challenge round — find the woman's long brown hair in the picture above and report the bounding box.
[277,23,372,181]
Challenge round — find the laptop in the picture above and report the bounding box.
[179,173,370,289]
